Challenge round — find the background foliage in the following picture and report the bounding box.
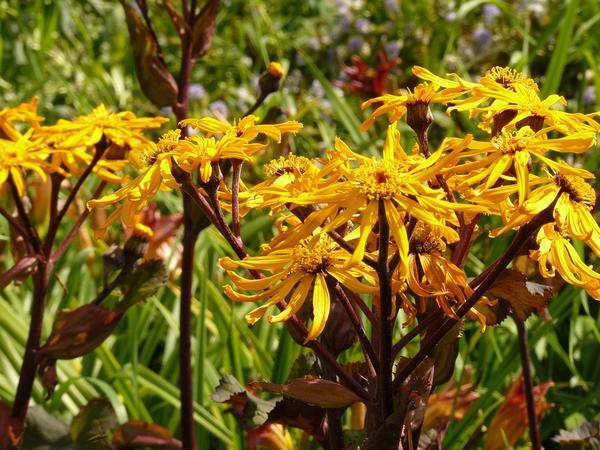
[1,0,600,448]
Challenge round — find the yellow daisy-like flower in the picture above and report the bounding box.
[280,126,482,275]
[360,82,462,130]
[406,223,490,325]
[221,233,377,341]
[43,104,168,150]
[175,131,264,183]
[180,115,302,143]
[0,130,52,196]
[0,98,43,141]
[446,126,596,204]
[488,174,600,253]
[531,224,600,299]
[87,130,182,232]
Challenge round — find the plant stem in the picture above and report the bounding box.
[515,316,542,450]
[11,261,48,434]
[44,141,107,254]
[231,159,242,237]
[8,176,41,253]
[376,200,393,420]
[335,285,377,378]
[180,208,199,450]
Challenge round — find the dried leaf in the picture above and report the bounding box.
[38,358,58,399]
[38,304,123,360]
[119,1,178,107]
[113,420,181,449]
[422,384,479,431]
[485,269,553,324]
[191,0,220,59]
[552,419,600,449]
[255,377,362,409]
[484,377,553,450]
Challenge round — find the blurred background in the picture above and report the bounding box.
[1,0,599,449]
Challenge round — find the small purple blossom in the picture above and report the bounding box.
[348,36,366,53]
[583,86,597,106]
[384,40,402,58]
[472,26,492,51]
[355,18,372,34]
[209,100,228,118]
[482,4,501,23]
[188,84,206,100]
[384,0,400,14]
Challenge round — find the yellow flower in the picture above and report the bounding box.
[0,98,43,141]
[531,224,600,299]
[87,130,181,232]
[282,126,481,274]
[0,130,52,196]
[488,174,600,255]
[406,223,490,324]
[221,233,377,341]
[180,115,302,143]
[446,126,596,204]
[360,82,461,130]
[43,104,168,150]
[175,131,264,183]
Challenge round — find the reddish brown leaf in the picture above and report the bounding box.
[119,0,178,107]
[38,358,58,399]
[37,304,123,360]
[485,269,553,324]
[485,377,553,450]
[255,377,362,409]
[113,420,181,449]
[191,0,220,59]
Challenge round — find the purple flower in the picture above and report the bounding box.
[209,100,228,118]
[188,84,206,100]
[355,18,371,34]
[384,40,402,58]
[583,86,597,106]
[384,0,400,14]
[472,26,492,51]
[348,36,366,53]
[482,4,501,23]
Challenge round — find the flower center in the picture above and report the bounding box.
[554,174,596,207]
[492,127,534,154]
[485,67,539,92]
[354,159,408,199]
[291,236,335,274]
[409,223,445,254]
[265,155,311,177]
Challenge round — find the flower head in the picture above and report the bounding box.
[222,233,376,341]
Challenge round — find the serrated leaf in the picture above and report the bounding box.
[485,269,553,323]
[552,419,600,449]
[211,376,277,428]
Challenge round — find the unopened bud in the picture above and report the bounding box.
[258,62,284,98]
[123,223,153,265]
[169,157,189,185]
[406,102,433,135]
[491,109,518,137]
[516,114,544,132]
